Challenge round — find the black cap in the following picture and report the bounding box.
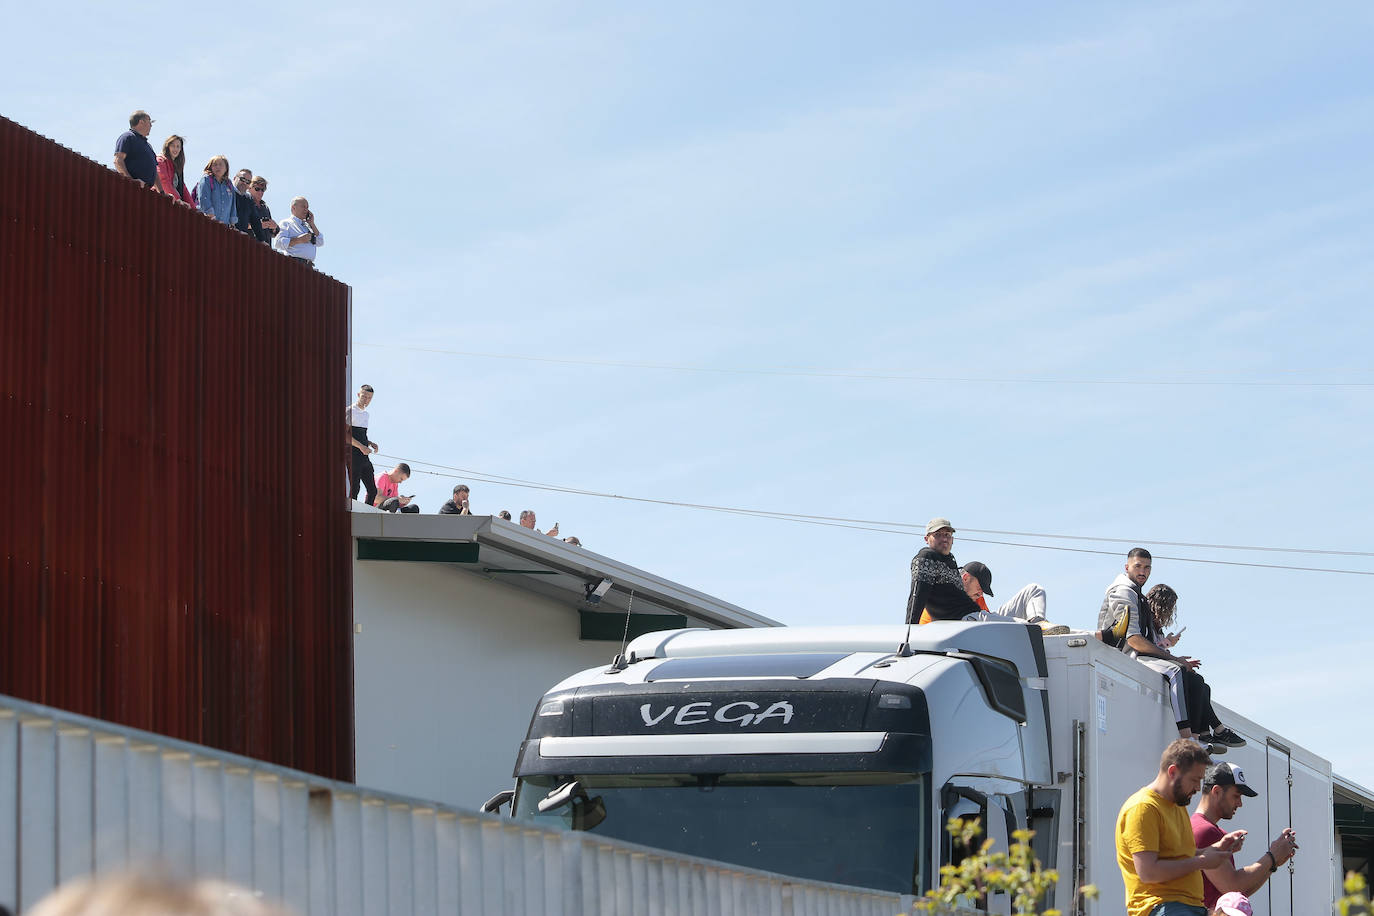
[1204,762,1259,797]
[961,561,993,597]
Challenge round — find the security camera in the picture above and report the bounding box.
[584,578,613,604]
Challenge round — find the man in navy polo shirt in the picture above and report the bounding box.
[113,110,163,192]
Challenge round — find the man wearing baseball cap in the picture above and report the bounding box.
[1191,762,1298,909]
[904,518,982,624]
[958,560,1074,634]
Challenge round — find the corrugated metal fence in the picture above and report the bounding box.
[0,115,354,781]
[0,694,908,915]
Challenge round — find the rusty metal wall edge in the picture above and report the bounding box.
[0,114,354,782]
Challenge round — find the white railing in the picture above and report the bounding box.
[0,694,909,915]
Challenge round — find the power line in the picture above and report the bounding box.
[374,453,1374,575]
[359,343,1374,389]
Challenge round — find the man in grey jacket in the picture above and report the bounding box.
[1100,548,1243,753]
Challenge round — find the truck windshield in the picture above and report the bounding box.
[514,772,925,895]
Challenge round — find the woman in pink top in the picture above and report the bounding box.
[156,135,195,206]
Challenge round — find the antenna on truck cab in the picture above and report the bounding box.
[605,588,636,673]
[896,620,915,658]
[896,583,918,657]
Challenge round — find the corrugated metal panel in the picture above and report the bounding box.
[0,694,908,915]
[0,116,353,781]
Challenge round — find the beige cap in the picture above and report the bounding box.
[925,517,955,535]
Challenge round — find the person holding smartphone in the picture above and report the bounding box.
[375,463,419,513]
[273,195,324,265]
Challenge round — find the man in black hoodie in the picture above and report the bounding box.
[905,517,983,624]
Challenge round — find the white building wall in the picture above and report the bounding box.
[353,558,666,809]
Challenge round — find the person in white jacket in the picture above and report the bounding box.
[274,196,323,264]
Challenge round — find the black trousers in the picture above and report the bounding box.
[350,449,377,505]
[1180,666,1222,734]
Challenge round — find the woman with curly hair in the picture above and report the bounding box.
[155,134,195,206]
[195,154,238,225]
[1146,584,1246,751]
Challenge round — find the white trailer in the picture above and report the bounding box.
[498,623,1356,915]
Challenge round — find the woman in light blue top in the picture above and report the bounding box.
[195,154,237,225]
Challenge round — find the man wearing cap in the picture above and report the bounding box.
[905,518,983,624]
[960,561,1057,623]
[1191,762,1299,910]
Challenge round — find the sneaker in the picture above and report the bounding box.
[1188,737,1225,756]
[1209,727,1246,748]
[1037,623,1071,636]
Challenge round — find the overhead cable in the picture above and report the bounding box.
[374,453,1374,574]
[359,343,1374,389]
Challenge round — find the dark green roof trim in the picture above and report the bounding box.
[580,610,688,642]
[357,539,480,563]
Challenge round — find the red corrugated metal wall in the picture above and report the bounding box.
[0,116,353,781]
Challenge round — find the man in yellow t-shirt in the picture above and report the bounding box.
[1116,739,1246,916]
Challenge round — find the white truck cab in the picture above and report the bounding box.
[503,623,1343,915]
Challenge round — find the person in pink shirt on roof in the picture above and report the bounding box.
[156,135,195,206]
[374,463,419,513]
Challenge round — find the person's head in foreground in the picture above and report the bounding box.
[1213,891,1252,916]
[29,872,295,916]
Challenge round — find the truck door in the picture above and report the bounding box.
[941,781,1015,916]
[1265,740,1294,916]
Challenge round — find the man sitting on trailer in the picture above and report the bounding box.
[1099,550,1243,753]
[1116,739,1246,916]
[905,518,983,624]
[958,561,1071,634]
[1191,762,1299,910]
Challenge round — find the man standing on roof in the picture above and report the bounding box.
[113,110,164,193]
[1191,762,1298,910]
[1116,739,1245,916]
[348,385,379,506]
[274,196,323,265]
[905,518,982,624]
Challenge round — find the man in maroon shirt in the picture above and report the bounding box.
[1191,762,1299,909]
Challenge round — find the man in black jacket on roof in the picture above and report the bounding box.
[905,517,983,624]
[231,169,265,238]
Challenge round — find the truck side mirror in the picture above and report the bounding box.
[481,789,515,814]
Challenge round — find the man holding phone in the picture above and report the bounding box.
[274,196,324,265]
[375,463,419,513]
[1191,763,1299,910]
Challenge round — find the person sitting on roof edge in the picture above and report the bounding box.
[905,518,982,624]
[1099,549,1244,754]
[375,463,418,513]
[439,484,471,515]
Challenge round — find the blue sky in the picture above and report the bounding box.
[8,2,1373,787]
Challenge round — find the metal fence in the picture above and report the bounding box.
[0,694,909,915]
